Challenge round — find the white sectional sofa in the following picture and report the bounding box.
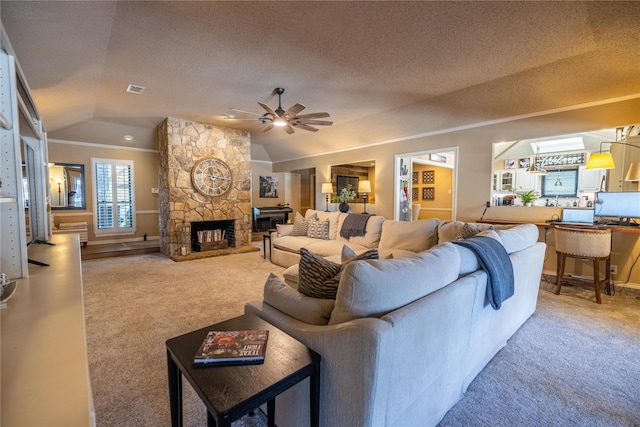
[270,209,440,269]
[246,215,545,427]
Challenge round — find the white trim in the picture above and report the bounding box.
[52,211,93,217]
[251,159,272,165]
[419,207,453,212]
[91,158,137,236]
[49,138,158,153]
[274,93,640,164]
[136,210,159,215]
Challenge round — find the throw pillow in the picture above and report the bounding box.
[291,212,315,236]
[298,248,342,299]
[324,246,380,290]
[455,222,480,240]
[307,218,330,240]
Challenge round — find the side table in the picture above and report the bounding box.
[262,229,275,260]
[166,313,320,427]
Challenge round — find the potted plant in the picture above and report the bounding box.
[516,188,539,206]
[331,184,357,212]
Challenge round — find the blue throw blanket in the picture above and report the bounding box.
[453,236,514,310]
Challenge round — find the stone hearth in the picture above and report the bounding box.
[157,117,256,260]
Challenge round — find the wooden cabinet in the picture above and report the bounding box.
[499,170,515,191]
[577,166,605,192]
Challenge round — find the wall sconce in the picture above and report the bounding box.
[358,180,371,214]
[321,182,333,212]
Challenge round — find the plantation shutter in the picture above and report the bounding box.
[92,159,135,235]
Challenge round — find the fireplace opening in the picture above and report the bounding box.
[190,220,235,252]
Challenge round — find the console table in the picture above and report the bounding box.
[166,313,320,427]
[0,234,95,426]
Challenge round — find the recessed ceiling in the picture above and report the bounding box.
[2,1,640,162]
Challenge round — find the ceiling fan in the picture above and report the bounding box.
[226,88,333,134]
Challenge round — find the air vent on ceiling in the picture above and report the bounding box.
[126,84,145,94]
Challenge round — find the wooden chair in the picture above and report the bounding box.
[554,226,611,304]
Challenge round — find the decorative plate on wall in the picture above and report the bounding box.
[422,170,435,184]
[422,187,435,201]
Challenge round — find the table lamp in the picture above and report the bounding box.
[358,180,371,214]
[321,183,333,212]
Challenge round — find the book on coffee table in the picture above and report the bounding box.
[194,330,269,366]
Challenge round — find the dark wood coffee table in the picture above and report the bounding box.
[166,313,320,427]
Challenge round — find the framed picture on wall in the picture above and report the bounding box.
[336,175,359,197]
[259,176,279,198]
[504,159,516,169]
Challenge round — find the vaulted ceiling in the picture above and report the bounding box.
[2,1,640,163]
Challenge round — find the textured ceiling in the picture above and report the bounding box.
[2,1,640,162]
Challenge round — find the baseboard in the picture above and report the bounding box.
[541,269,640,290]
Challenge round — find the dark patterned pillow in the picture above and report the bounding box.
[298,248,341,299]
[324,247,379,290]
[291,212,316,236]
[307,218,330,240]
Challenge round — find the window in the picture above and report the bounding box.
[541,169,578,197]
[91,158,136,235]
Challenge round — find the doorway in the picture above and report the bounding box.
[395,148,457,221]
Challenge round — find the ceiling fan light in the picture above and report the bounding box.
[273,118,287,127]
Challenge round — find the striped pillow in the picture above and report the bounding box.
[298,248,341,299]
[307,218,330,240]
[291,212,316,236]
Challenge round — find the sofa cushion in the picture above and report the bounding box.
[329,242,461,324]
[298,248,342,299]
[307,218,330,240]
[263,273,334,325]
[304,240,368,258]
[272,235,319,253]
[378,219,440,253]
[495,224,539,254]
[336,215,385,248]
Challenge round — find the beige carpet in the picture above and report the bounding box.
[83,252,640,426]
[82,251,283,427]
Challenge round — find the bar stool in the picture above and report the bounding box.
[554,226,611,304]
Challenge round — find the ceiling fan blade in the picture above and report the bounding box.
[293,119,333,126]
[258,102,279,118]
[284,103,305,117]
[291,123,319,132]
[263,124,274,133]
[284,124,295,134]
[293,112,330,119]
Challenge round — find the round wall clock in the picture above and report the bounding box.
[190,158,232,197]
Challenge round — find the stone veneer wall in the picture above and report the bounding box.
[157,117,252,257]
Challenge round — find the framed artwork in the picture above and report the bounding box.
[422,187,435,201]
[412,188,418,200]
[336,175,359,197]
[259,176,279,198]
[504,159,516,169]
[412,171,418,185]
[518,158,531,168]
[422,170,435,184]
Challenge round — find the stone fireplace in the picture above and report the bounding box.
[156,117,254,260]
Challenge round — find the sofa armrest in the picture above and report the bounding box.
[244,300,393,427]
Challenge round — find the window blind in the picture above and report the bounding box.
[92,159,135,234]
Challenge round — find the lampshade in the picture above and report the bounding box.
[625,162,640,182]
[321,183,333,194]
[586,152,616,170]
[358,180,371,193]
